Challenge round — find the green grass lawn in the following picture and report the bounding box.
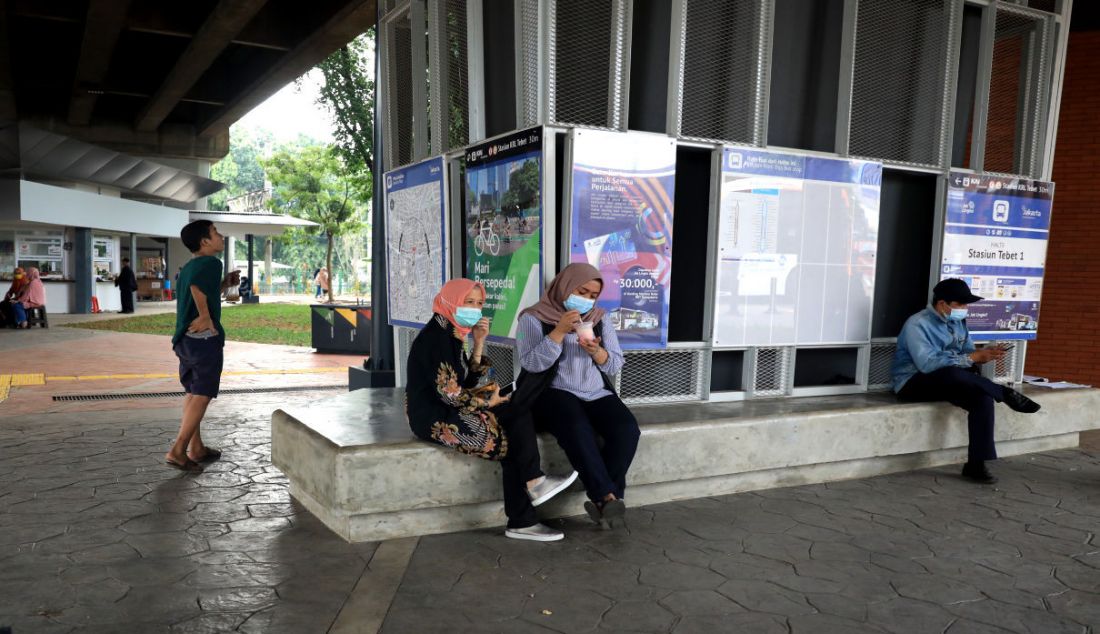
[69,303,313,346]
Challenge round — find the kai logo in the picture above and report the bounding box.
[992,200,1010,223]
[386,174,393,190]
[727,152,743,170]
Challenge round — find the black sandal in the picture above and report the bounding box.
[166,458,203,472]
[189,447,222,463]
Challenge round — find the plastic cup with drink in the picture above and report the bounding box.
[574,320,596,344]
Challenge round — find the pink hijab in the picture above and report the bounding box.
[18,267,46,308]
[432,278,485,338]
[519,263,606,325]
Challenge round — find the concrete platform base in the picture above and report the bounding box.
[271,387,1100,542]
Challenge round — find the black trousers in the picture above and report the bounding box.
[411,404,543,529]
[120,289,134,313]
[898,366,1006,463]
[535,389,640,502]
[493,407,543,528]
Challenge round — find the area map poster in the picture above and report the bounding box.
[384,156,447,328]
[569,129,677,349]
[464,127,543,340]
[712,148,882,347]
[941,172,1054,341]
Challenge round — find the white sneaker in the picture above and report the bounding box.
[505,523,565,542]
[527,471,579,507]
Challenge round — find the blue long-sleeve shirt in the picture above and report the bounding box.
[892,306,976,393]
[516,313,624,401]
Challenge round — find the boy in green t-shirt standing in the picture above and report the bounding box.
[166,220,239,471]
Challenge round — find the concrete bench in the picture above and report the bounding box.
[271,387,1100,542]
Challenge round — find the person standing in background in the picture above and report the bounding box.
[115,257,138,314]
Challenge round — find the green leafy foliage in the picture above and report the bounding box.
[263,145,366,302]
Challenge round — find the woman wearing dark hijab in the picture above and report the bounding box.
[517,263,640,529]
[1,267,28,327]
[405,278,577,541]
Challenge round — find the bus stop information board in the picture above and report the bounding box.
[568,130,677,349]
[383,156,447,328]
[464,127,543,341]
[712,148,882,347]
[941,172,1054,341]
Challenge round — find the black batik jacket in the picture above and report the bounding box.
[404,314,494,435]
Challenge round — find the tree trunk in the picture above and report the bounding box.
[326,231,335,303]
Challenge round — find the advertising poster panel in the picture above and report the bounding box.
[941,172,1054,340]
[568,129,677,349]
[712,149,882,347]
[464,127,543,340]
[384,156,447,328]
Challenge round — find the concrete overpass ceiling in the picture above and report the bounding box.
[1,0,377,160]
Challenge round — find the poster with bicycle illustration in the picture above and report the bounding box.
[384,155,447,328]
[464,126,543,340]
[568,129,677,349]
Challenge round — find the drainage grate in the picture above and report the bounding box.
[53,385,345,402]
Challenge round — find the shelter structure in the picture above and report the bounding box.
[373,0,1073,405]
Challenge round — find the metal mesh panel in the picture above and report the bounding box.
[1026,0,1056,13]
[429,0,470,151]
[849,0,955,167]
[517,0,542,127]
[752,347,792,398]
[619,348,707,405]
[549,0,627,128]
[679,0,767,144]
[385,11,416,169]
[868,341,897,391]
[396,326,419,386]
[484,342,516,384]
[983,8,1050,177]
[991,340,1021,384]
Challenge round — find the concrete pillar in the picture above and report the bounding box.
[129,233,138,305]
[226,236,236,275]
[264,238,272,293]
[74,228,93,314]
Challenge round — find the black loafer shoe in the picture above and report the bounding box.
[1002,388,1041,414]
[961,463,998,484]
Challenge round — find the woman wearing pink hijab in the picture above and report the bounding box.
[11,267,46,328]
[404,278,577,542]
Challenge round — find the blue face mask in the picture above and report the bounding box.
[455,307,482,327]
[564,294,595,314]
[948,307,968,321]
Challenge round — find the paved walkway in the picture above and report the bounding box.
[1,387,1098,633]
[0,326,355,416]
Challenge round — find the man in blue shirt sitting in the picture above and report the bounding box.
[893,278,1040,484]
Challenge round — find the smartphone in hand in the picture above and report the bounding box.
[498,381,517,398]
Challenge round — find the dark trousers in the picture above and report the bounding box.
[898,366,1006,463]
[494,408,543,528]
[411,405,543,529]
[535,389,640,502]
[120,289,134,313]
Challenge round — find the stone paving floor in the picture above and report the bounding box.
[383,435,1100,634]
[2,390,1099,633]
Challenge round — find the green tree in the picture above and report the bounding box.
[500,159,541,214]
[208,127,275,210]
[264,146,366,302]
[315,31,375,184]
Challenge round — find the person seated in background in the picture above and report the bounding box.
[892,278,1041,485]
[0,267,28,327]
[10,267,46,329]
